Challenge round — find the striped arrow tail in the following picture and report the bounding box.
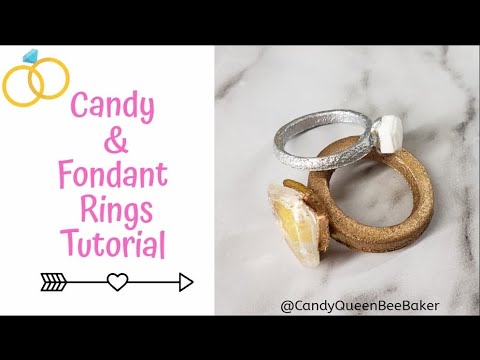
[41,273,67,291]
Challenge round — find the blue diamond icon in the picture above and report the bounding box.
[23,49,38,64]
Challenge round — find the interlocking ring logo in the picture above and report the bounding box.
[2,55,70,107]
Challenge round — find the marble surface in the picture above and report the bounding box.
[215,46,479,315]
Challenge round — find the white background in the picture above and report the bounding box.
[0,46,214,315]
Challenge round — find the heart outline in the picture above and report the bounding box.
[107,273,129,292]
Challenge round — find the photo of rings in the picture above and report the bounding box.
[270,111,433,266]
[215,46,479,315]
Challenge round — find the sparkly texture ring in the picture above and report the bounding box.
[273,109,403,170]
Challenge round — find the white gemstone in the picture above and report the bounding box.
[376,115,403,153]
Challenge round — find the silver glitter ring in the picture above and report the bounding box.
[273,110,403,170]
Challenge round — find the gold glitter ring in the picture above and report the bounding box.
[308,136,434,252]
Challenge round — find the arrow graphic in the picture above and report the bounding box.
[40,272,194,293]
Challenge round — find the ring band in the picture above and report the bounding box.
[27,57,70,100]
[274,110,374,170]
[308,136,434,252]
[2,65,45,108]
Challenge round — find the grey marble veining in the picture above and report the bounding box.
[215,46,479,315]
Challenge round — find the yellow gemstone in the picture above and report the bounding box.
[268,184,321,267]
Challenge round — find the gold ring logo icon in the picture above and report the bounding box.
[2,50,70,108]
